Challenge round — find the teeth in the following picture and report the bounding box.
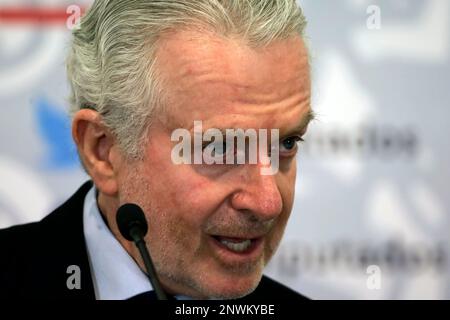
[219,239,252,252]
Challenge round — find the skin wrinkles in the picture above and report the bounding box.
[92,29,312,299]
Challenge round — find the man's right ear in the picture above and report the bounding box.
[72,109,121,196]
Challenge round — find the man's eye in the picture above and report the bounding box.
[280,136,304,153]
[213,141,228,156]
[203,141,231,156]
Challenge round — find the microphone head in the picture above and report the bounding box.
[116,203,148,241]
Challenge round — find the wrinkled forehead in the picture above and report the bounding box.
[153,29,311,131]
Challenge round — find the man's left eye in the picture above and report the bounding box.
[280,136,304,153]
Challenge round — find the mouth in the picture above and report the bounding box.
[209,234,264,257]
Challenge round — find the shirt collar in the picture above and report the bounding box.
[83,186,153,300]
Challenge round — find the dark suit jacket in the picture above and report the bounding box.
[0,181,307,300]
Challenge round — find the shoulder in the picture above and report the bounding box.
[0,181,94,299]
[0,220,42,266]
[0,219,42,247]
[241,275,309,300]
[0,180,93,250]
[0,220,47,297]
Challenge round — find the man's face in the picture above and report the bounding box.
[118,30,311,299]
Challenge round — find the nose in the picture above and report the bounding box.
[230,163,283,221]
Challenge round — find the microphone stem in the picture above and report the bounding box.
[134,238,168,300]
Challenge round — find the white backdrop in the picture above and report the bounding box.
[1,0,449,299]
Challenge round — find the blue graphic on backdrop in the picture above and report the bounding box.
[35,97,79,169]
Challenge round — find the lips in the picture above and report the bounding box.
[214,236,252,252]
[210,235,263,255]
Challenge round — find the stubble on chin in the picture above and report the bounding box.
[117,165,287,299]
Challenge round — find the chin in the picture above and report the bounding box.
[200,271,264,300]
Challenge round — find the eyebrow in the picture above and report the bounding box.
[190,109,316,137]
[295,109,316,131]
[302,109,317,128]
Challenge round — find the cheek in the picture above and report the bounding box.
[277,165,297,212]
[161,168,226,220]
[147,171,220,246]
[265,166,297,251]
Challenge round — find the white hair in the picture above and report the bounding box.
[67,0,307,159]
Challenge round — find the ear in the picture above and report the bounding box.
[72,109,121,196]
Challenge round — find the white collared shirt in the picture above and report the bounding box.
[83,186,153,300]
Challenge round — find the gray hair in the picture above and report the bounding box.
[67,0,307,159]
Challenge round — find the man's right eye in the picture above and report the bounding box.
[203,140,231,157]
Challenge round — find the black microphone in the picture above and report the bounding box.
[116,203,168,300]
